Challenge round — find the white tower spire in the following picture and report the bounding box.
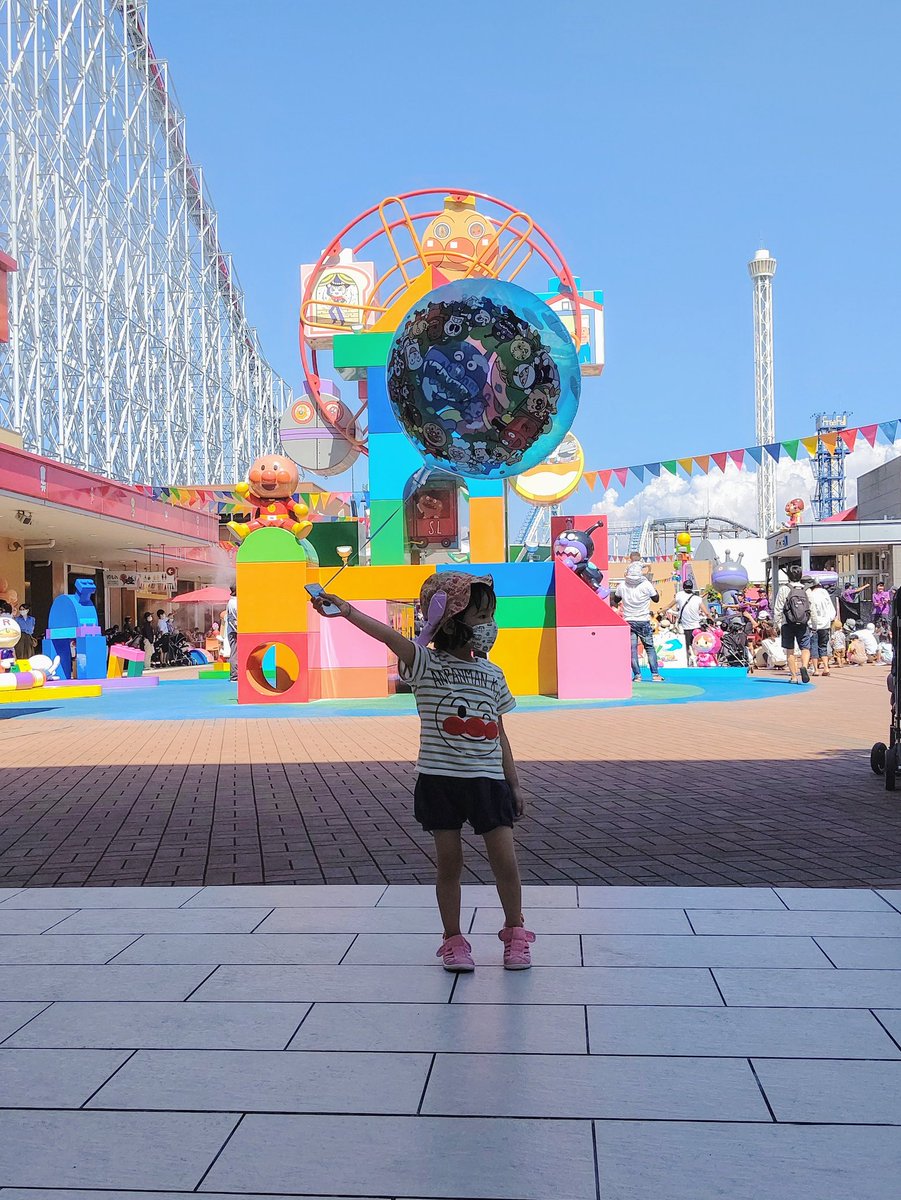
[748,248,778,535]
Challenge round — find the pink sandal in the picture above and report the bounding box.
[436,934,475,972]
[498,925,536,969]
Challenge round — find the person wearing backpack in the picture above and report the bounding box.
[668,577,710,664]
[774,563,813,684]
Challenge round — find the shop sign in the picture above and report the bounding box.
[104,570,176,592]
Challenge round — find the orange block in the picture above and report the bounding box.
[309,666,390,700]
[236,561,310,635]
[469,496,507,564]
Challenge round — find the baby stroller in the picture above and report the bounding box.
[871,590,901,791]
[720,616,751,671]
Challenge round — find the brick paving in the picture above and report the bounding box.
[1,668,899,889]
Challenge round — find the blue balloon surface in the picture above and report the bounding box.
[387,278,581,479]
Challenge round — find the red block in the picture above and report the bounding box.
[236,632,310,705]
[554,560,627,629]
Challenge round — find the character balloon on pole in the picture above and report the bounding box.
[673,530,692,583]
[784,497,805,529]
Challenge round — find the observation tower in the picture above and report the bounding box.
[748,248,778,536]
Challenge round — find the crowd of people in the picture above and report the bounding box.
[103,608,203,670]
[612,559,892,680]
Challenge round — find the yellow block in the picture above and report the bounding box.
[310,564,434,603]
[0,684,102,702]
[469,496,506,564]
[236,560,310,634]
[107,655,124,679]
[493,626,557,696]
[369,266,442,334]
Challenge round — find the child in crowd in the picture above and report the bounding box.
[311,573,534,972]
[830,620,847,668]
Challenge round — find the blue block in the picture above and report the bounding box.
[368,432,424,499]
[437,561,554,597]
[464,478,505,498]
[366,367,401,436]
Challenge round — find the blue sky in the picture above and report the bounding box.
[152,0,901,516]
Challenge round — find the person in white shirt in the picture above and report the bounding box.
[805,576,838,677]
[857,623,879,661]
[773,563,813,684]
[614,564,664,682]
[668,577,709,664]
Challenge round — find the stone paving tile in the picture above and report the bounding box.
[378,883,577,906]
[0,1194,377,1200]
[256,905,472,933]
[877,889,901,911]
[688,908,901,936]
[202,1112,597,1200]
[4,1001,311,1050]
[593,1121,901,1200]
[422,1051,769,1120]
[581,933,831,967]
[816,936,901,968]
[471,905,693,934]
[48,908,274,934]
[183,885,386,907]
[0,1110,238,1190]
[713,967,901,1007]
[0,888,202,908]
[0,965,213,1002]
[110,932,354,965]
[0,1001,49,1043]
[586,1004,901,1058]
[88,1048,432,1115]
[343,932,582,966]
[191,964,455,1004]
[290,1001,588,1054]
[774,886,894,911]
[752,1058,901,1124]
[578,885,785,908]
[0,909,76,933]
[0,1048,131,1107]
[873,1009,901,1048]
[452,965,722,1006]
[0,935,139,965]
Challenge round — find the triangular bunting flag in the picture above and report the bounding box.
[583,472,597,491]
[801,436,818,456]
[662,460,678,475]
[629,465,645,482]
[820,432,838,454]
[763,443,782,462]
[782,439,800,460]
[599,469,613,490]
[839,428,858,451]
[745,446,763,465]
[645,462,661,477]
[880,421,898,443]
[728,449,745,469]
[677,458,694,475]
[694,455,710,474]
[860,424,878,446]
[712,452,728,472]
[613,467,629,486]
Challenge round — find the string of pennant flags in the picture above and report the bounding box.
[578,419,897,492]
[131,484,360,516]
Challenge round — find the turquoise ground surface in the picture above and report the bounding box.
[0,668,800,721]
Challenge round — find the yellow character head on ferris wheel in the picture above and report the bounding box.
[421,194,499,280]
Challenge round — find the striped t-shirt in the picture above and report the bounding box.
[399,645,516,780]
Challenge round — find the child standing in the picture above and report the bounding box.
[830,620,846,668]
[312,572,535,972]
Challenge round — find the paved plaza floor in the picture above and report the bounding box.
[0,881,900,1198]
[0,667,898,889]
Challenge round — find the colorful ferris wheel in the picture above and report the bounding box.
[294,189,603,476]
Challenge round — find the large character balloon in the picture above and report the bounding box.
[387,279,580,479]
[421,194,499,279]
[227,455,313,541]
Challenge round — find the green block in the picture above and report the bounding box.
[304,520,360,568]
[332,331,394,370]
[496,594,556,628]
[236,527,309,565]
[368,498,406,565]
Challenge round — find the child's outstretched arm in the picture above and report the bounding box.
[310,592,416,669]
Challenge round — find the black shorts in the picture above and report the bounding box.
[780,621,812,652]
[414,774,516,836]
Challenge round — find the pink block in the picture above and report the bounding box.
[556,624,632,700]
[314,600,391,670]
[110,644,144,662]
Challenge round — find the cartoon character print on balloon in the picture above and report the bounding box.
[552,523,610,599]
[387,279,580,479]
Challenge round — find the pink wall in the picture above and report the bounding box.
[312,600,392,670]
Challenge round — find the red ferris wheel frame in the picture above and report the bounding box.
[298,189,584,456]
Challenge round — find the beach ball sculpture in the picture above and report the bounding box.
[387,278,580,479]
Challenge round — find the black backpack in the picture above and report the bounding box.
[784,584,811,625]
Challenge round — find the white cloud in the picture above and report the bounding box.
[590,441,898,532]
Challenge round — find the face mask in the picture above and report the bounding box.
[469,619,498,654]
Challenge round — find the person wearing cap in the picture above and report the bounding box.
[773,562,813,684]
[805,575,838,677]
[668,576,710,664]
[856,622,879,661]
[614,564,665,682]
[311,572,536,972]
